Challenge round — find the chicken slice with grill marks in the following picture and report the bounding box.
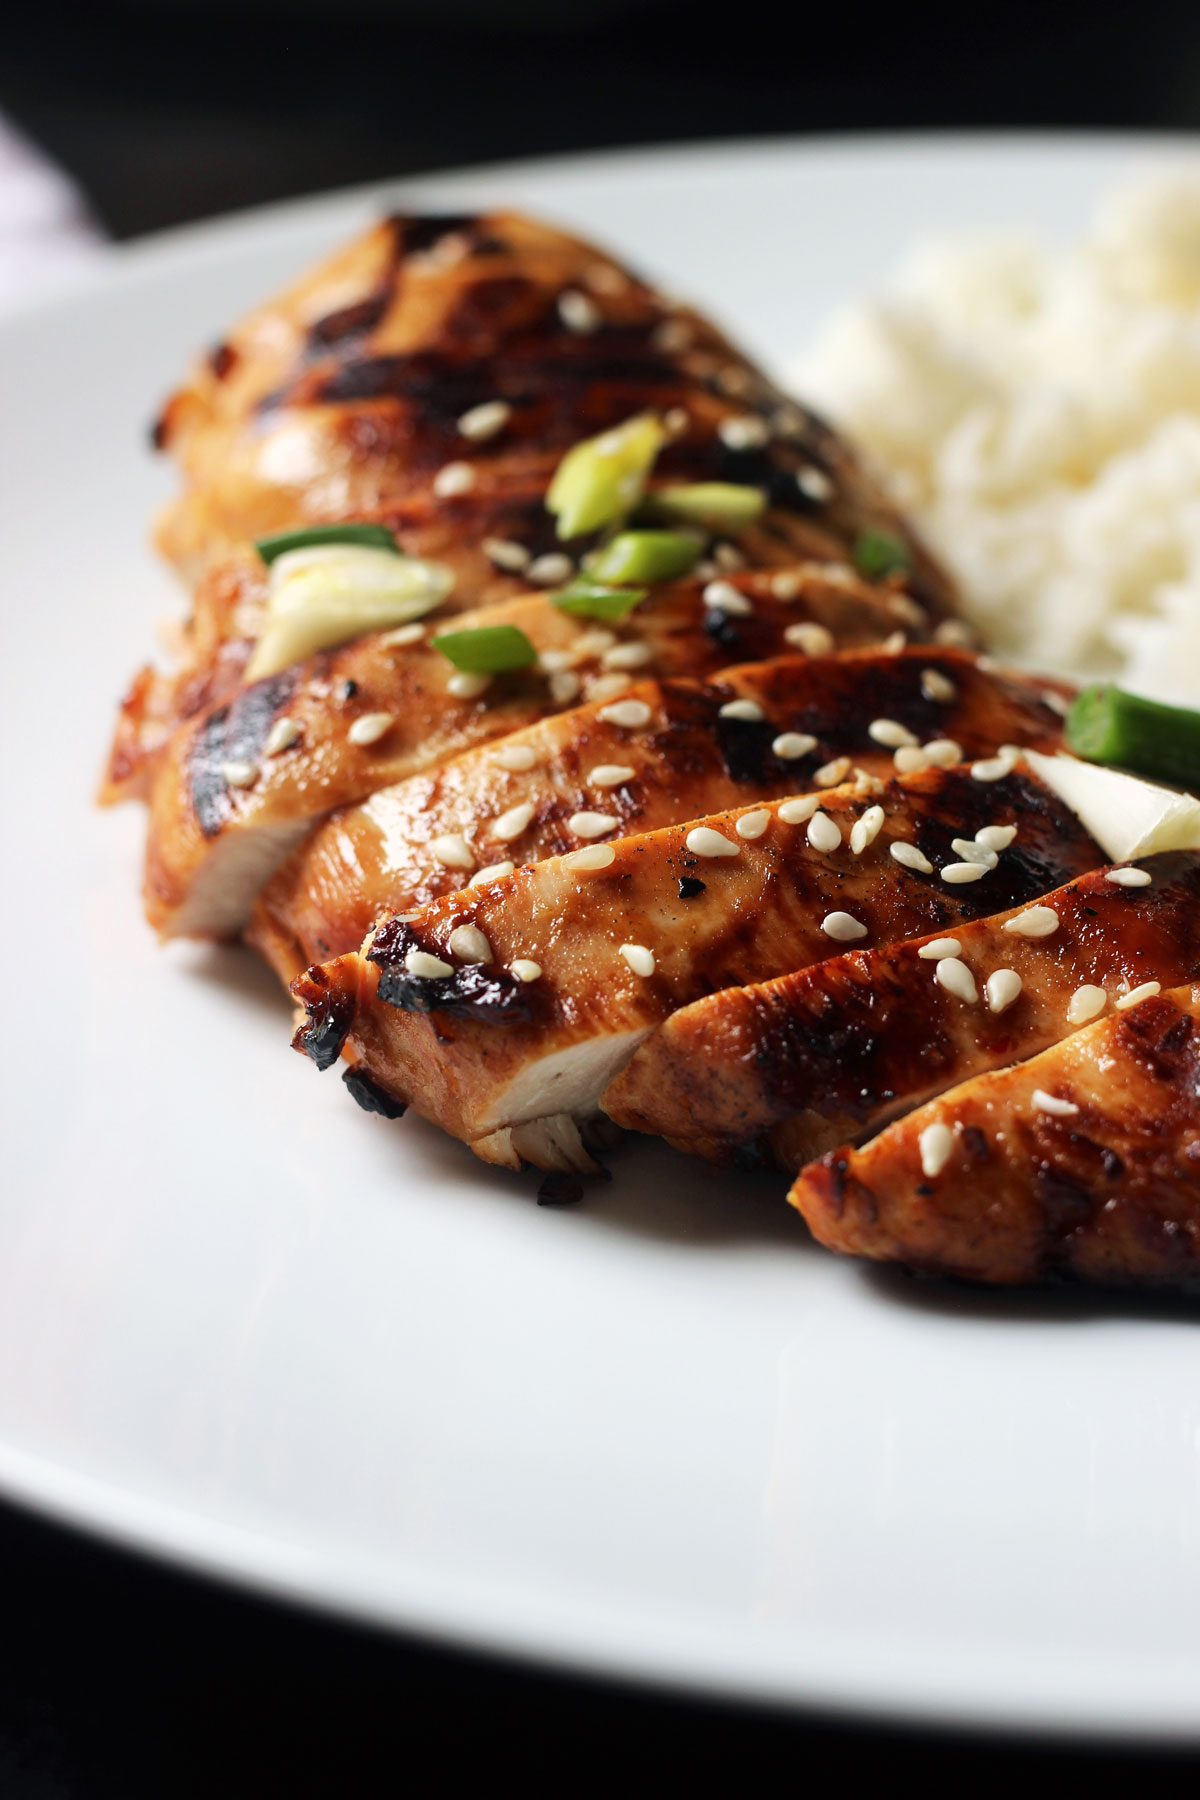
[791,983,1200,1290]
[151,209,956,621]
[138,568,937,940]
[287,765,1104,1173]
[249,646,1072,987]
[603,852,1200,1170]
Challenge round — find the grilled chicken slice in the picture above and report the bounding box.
[604,852,1200,1169]
[139,568,934,939]
[250,647,1071,985]
[791,983,1200,1290]
[289,765,1104,1172]
[151,209,955,619]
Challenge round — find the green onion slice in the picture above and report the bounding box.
[546,414,666,541]
[584,530,702,586]
[551,581,649,622]
[1067,684,1200,792]
[431,625,538,674]
[254,522,400,564]
[853,529,910,580]
[648,482,766,531]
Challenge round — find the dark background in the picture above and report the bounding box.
[4,2,1200,1791]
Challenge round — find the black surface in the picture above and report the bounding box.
[4,2,1200,1787]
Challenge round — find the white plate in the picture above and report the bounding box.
[3,133,1200,1742]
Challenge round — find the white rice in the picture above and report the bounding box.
[791,167,1200,702]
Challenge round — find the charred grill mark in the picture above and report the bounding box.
[307,292,392,353]
[208,341,238,380]
[678,877,706,899]
[188,671,296,838]
[715,713,776,784]
[388,212,482,257]
[342,1066,408,1118]
[291,963,356,1071]
[368,920,536,1025]
[537,1173,585,1206]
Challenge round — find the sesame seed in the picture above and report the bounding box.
[430,833,474,870]
[405,949,453,980]
[717,414,770,451]
[1105,867,1152,887]
[975,824,1017,852]
[263,717,301,756]
[599,699,652,728]
[589,764,635,788]
[773,732,817,760]
[564,843,616,872]
[713,542,746,573]
[379,623,426,648]
[652,318,692,354]
[919,1121,953,1178]
[936,957,979,1003]
[888,594,928,629]
[822,561,858,584]
[1003,906,1059,938]
[433,461,476,497]
[458,400,511,442]
[1067,984,1107,1025]
[796,466,834,502]
[538,648,579,674]
[558,289,601,333]
[718,698,765,722]
[584,262,625,295]
[850,804,885,854]
[783,621,835,655]
[922,739,963,769]
[585,673,633,703]
[549,671,581,704]
[985,968,1023,1013]
[934,619,975,647]
[448,671,492,699]
[573,628,617,657]
[772,404,808,440]
[893,746,931,775]
[348,711,396,746]
[822,911,867,942]
[620,943,656,977]
[449,924,492,964]
[715,364,753,397]
[971,750,1019,781]
[869,717,918,749]
[568,810,618,840]
[1033,1089,1079,1117]
[920,667,957,704]
[1116,981,1162,1011]
[883,630,907,653]
[703,579,753,616]
[807,811,843,853]
[777,795,822,824]
[814,756,852,788]
[469,860,515,887]
[942,862,989,884]
[770,570,805,601]
[662,405,690,435]
[494,802,535,842]
[528,553,574,587]
[493,743,538,772]
[891,841,933,874]
[221,758,258,788]
[602,642,653,671]
[952,837,998,868]
[686,826,740,858]
[918,937,961,960]
[1043,691,1072,717]
[511,959,543,982]
[736,808,772,840]
[482,537,531,572]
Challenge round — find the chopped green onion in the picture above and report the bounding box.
[853,529,910,580]
[1067,684,1200,792]
[245,545,453,681]
[584,530,702,585]
[551,581,648,622]
[254,522,399,564]
[648,482,766,531]
[546,413,666,540]
[431,624,538,674]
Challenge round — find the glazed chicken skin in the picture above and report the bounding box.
[288,764,1104,1173]
[792,984,1200,1290]
[249,646,1072,985]
[603,853,1200,1169]
[138,568,935,941]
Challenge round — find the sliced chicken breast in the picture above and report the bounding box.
[791,983,1200,1290]
[288,765,1104,1171]
[250,646,1072,985]
[604,852,1200,1168]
